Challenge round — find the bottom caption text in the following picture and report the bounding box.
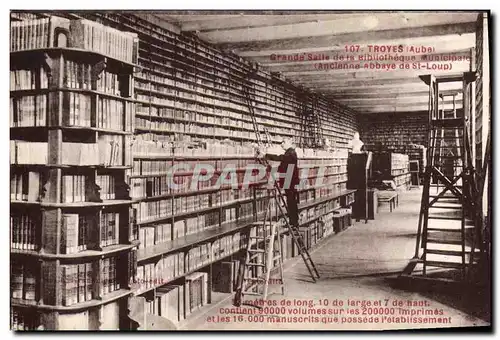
[207,298,452,325]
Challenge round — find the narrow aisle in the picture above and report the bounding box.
[189,189,489,330]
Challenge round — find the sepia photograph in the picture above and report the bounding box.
[8,9,492,331]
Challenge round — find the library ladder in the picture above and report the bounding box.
[234,79,320,306]
[400,72,484,285]
[234,187,285,306]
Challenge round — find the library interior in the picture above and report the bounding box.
[9,11,491,330]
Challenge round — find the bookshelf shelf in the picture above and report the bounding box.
[10,88,139,102]
[134,127,265,143]
[12,288,133,312]
[133,154,257,160]
[10,15,141,330]
[298,189,356,211]
[10,164,133,170]
[137,216,256,262]
[11,47,138,71]
[11,242,140,259]
[133,248,242,296]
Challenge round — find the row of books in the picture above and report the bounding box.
[63,59,126,96]
[10,16,139,64]
[60,263,94,306]
[133,186,255,224]
[299,199,341,225]
[136,79,299,134]
[69,19,139,64]
[61,174,87,203]
[10,67,50,90]
[10,16,70,52]
[9,93,133,131]
[65,135,128,166]
[298,185,348,205]
[299,219,329,251]
[319,183,348,197]
[60,211,121,254]
[11,309,40,331]
[135,90,253,118]
[132,160,171,177]
[61,142,98,166]
[183,272,208,318]
[138,62,301,123]
[61,214,90,254]
[300,174,348,189]
[136,83,297,132]
[134,192,220,223]
[100,211,120,248]
[132,135,175,158]
[11,213,38,250]
[10,141,48,165]
[10,171,41,202]
[391,153,410,171]
[145,272,208,325]
[100,256,120,295]
[96,98,132,131]
[11,262,37,301]
[98,135,129,167]
[144,285,185,323]
[96,174,116,200]
[136,231,244,291]
[136,117,257,140]
[393,173,411,187]
[131,135,257,158]
[10,139,127,166]
[65,92,92,127]
[212,260,240,293]
[10,94,47,127]
[136,108,258,135]
[298,187,314,203]
[129,173,254,199]
[133,17,357,126]
[131,159,267,177]
[137,213,219,250]
[136,252,184,292]
[64,59,92,90]
[63,94,133,131]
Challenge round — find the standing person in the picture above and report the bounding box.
[258,138,300,227]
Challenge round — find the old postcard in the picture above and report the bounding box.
[9,9,491,331]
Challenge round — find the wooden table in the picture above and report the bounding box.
[377,191,399,212]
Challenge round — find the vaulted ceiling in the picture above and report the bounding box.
[149,11,480,114]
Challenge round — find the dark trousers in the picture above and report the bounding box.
[285,190,299,227]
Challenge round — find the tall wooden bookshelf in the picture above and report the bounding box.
[11,12,359,331]
[10,15,140,330]
[371,153,410,188]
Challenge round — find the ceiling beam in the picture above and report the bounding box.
[201,13,476,45]
[352,102,461,113]
[176,14,364,32]
[335,95,462,105]
[349,99,461,109]
[291,77,425,87]
[219,22,476,53]
[296,78,464,91]
[329,90,431,99]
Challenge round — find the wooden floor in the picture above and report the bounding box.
[183,188,490,330]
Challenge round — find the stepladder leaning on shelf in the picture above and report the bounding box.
[256,137,300,228]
